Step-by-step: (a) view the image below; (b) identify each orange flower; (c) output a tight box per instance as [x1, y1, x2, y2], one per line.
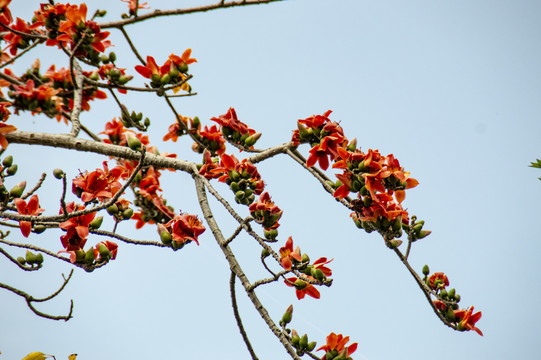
[279, 236, 302, 270]
[428, 272, 449, 290]
[0, 122, 16, 149]
[285, 277, 320, 300]
[134, 56, 163, 79]
[168, 49, 197, 67]
[454, 306, 483, 336]
[72, 162, 125, 203]
[249, 192, 282, 229]
[14, 195, 44, 237]
[164, 213, 206, 246]
[317, 332, 358, 360]
[312, 257, 333, 277]
[59, 202, 95, 245]
[121, 0, 150, 13]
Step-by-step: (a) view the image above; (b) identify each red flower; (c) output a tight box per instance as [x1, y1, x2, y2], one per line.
[279, 236, 302, 270]
[197, 125, 226, 155]
[14, 195, 44, 237]
[72, 162, 125, 203]
[134, 56, 164, 79]
[214, 153, 265, 193]
[3, 17, 42, 56]
[164, 213, 206, 246]
[59, 202, 95, 250]
[138, 166, 162, 199]
[95, 240, 118, 260]
[248, 192, 282, 229]
[317, 332, 358, 360]
[454, 306, 483, 336]
[121, 0, 150, 13]
[198, 150, 222, 180]
[168, 49, 197, 67]
[0, 122, 16, 149]
[100, 118, 127, 144]
[0, 0, 12, 25]
[312, 257, 333, 277]
[285, 277, 320, 300]
[428, 272, 450, 290]
[210, 107, 256, 137]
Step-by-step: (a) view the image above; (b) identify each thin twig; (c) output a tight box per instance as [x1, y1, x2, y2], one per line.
[118, 26, 146, 65]
[100, 0, 286, 28]
[230, 271, 260, 360]
[21, 173, 47, 200]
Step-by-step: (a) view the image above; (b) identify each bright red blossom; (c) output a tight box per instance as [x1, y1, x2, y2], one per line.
[59, 202, 95, 249]
[164, 213, 206, 245]
[279, 237, 302, 270]
[317, 332, 358, 360]
[72, 162, 125, 203]
[14, 195, 44, 237]
[428, 272, 450, 290]
[454, 306, 483, 336]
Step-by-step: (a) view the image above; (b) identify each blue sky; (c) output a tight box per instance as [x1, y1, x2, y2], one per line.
[1, 1, 541, 359]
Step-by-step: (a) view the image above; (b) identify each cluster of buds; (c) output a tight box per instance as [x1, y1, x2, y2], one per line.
[402, 217, 431, 242]
[290, 330, 317, 356]
[210, 108, 261, 149]
[18, 250, 44, 267]
[0, 154, 20, 202]
[96, 59, 134, 91]
[106, 199, 134, 222]
[119, 105, 150, 131]
[214, 154, 264, 206]
[66, 240, 118, 267]
[7, 80, 62, 119]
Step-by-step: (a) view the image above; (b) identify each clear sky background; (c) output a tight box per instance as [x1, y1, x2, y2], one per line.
[1, 1, 541, 359]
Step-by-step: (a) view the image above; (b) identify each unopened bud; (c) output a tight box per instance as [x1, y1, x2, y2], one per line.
[422, 264, 430, 276]
[10, 181, 26, 198]
[281, 304, 293, 325]
[89, 216, 103, 230]
[53, 168, 64, 179]
[25, 250, 36, 265]
[106, 204, 118, 215]
[127, 135, 142, 151]
[97, 243, 110, 260]
[33, 224, 46, 234]
[85, 248, 96, 264]
[294, 279, 306, 290]
[122, 208, 134, 219]
[2, 155, 13, 167]
[17, 256, 26, 265]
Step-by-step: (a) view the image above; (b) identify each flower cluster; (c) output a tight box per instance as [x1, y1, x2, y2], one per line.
[34, 3, 111, 64]
[3, 17, 42, 56]
[424, 266, 483, 336]
[210, 108, 261, 149]
[209, 153, 265, 206]
[134, 50, 196, 92]
[72, 161, 125, 203]
[249, 192, 282, 230]
[293, 110, 421, 247]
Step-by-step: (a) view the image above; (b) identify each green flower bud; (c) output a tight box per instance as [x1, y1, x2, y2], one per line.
[192, 116, 200, 129]
[347, 137, 357, 152]
[229, 170, 241, 182]
[261, 248, 270, 258]
[446, 307, 456, 322]
[10, 181, 26, 198]
[281, 304, 293, 325]
[35, 253, 44, 265]
[98, 243, 110, 260]
[307, 341, 317, 352]
[230, 182, 240, 192]
[75, 249, 85, 263]
[100, 54, 110, 64]
[106, 204, 118, 215]
[85, 248, 95, 264]
[109, 52, 117, 62]
[2, 155, 13, 167]
[160, 230, 172, 245]
[88, 216, 103, 230]
[127, 136, 142, 151]
[454, 294, 461, 303]
[417, 230, 432, 239]
[291, 332, 300, 347]
[301, 253, 310, 263]
[53, 168, 64, 179]
[89, 71, 99, 81]
[160, 74, 171, 85]
[294, 279, 306, 290]
[235, 190, 245, 200]
[122, 208, 134, 219]
[299, 334, 308, 349]
[448, 288, 456, 299]
[422, 264, 430, 276]
[151, 74, 161, 84]
[314, 268, 325, 281]
[6, 164, 17, 175]
[177, 62, 189, 74]
[25, 250, 36, 265]
[33, 224, 46, 234]
[17, 256, 26, 265]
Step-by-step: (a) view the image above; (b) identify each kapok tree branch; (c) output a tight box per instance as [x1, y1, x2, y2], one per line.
[100, 0, 286, 29]
[192, 174, 301, 360]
